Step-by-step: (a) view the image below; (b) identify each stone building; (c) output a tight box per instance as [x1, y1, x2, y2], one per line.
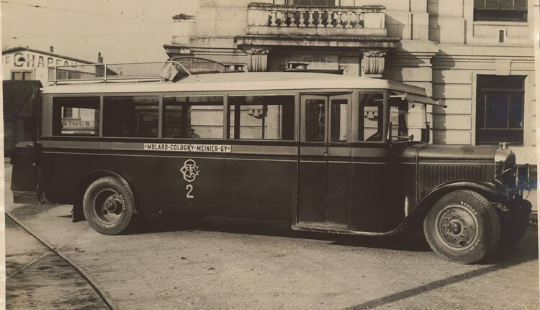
[164, 0, 536, 164]
[2, 47, 97, 155]
[163, 0, 537, 209]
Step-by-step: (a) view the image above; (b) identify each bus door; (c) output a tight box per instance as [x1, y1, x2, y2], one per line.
[297, 94, 352, 230]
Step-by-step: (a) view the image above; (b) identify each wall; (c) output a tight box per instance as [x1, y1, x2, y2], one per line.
[2, 50, 88, 85]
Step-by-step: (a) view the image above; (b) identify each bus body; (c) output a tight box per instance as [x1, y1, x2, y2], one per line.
[11, 59, 536, 264]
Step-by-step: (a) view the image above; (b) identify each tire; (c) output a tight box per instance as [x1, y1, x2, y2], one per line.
[83, 176, 137, 235]
[499, 199, 531, 247]
[423, 190, 500, 264]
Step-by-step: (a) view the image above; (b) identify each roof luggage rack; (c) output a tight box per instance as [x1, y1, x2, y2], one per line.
[48, 57, 243, 85]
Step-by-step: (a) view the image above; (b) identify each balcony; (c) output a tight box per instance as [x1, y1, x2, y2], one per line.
[247, 3, 386, 37]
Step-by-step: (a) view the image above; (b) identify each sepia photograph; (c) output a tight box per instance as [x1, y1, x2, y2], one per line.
[2, 0, 539, 309]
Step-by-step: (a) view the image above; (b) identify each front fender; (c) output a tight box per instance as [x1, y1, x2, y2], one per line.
[403, 180, 508, 232]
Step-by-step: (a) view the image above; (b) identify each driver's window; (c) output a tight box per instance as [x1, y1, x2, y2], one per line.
[359, 93, 384, 141]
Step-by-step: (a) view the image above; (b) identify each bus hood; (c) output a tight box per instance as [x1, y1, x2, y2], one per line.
[416, 144, 498, 161]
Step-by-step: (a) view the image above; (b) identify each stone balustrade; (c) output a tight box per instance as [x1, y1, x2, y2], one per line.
[247, 3, 386, 36]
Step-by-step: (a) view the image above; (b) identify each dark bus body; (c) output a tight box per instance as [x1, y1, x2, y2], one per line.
[11, 63, 536, 264]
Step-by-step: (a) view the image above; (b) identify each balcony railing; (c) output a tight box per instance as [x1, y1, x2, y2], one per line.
[247, 3, 386, 36]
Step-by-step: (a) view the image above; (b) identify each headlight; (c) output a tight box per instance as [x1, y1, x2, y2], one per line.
[494, 147, 515, 186]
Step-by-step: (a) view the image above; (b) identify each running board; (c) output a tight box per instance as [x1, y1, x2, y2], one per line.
[293, 221, 351, 234]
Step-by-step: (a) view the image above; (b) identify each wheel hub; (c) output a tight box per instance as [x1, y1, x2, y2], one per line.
[438, 206, 478, 249]
[93, 191, 124, 223]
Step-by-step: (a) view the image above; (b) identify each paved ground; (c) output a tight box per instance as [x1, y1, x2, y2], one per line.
[4, 162, 540, 310]
[5, 216, 108, 310]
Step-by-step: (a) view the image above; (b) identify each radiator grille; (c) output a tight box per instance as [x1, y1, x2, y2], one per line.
[423, 165, 488, 189]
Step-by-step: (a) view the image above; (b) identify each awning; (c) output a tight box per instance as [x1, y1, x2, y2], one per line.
[391, 91, 446, 107]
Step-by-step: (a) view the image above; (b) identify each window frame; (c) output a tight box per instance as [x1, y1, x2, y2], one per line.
[11, 70, 33, 81]
[473, 0, 528, 22]
[227, 94, 297, 142]
[102, 95, 160, 139]
[162, 95, 226, 140]
[475, 75, 525, 145]
[51, 96, 101, 137]
[357, 90, 388, 144]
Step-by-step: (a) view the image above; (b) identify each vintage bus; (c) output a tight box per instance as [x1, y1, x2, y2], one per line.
[11, 57, 535, 264]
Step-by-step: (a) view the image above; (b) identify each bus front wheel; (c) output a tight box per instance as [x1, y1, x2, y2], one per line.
[83, 176, 137, 235]
[423, 190, 500, 264]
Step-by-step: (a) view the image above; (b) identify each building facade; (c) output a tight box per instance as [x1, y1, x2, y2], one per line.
[164, 0, 537, 207]
[2, 47, 97, 155]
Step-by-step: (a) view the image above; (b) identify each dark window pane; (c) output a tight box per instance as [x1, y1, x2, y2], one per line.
[229, 95, 294, 140]
[475, 9, 527, 21]
[359, 93, 384, 141]
[12, 72, 23, 80]
[103, 97, 158, 137]
[509, 93, 524, 129]
[485, 93, 509, 129]
[476, 75, 525, 145]
[476, 93, 486, 129]
[474, 0, 486, 9]
[330, 99, 348, 142]
[485, 0, 498, 9]
[164, 96, 224, 139]
[306, 99, 326, 142]
[515, 0, 527, 10]
[500, 0, 513, 9]
[478, 75, 524, 90]
[292, 0, 335, 5]
[52, 97, 100, 136]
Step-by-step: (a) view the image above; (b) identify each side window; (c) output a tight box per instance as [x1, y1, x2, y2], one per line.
[52, 97, 100, 136]
[305, 98, 326, 142]
[359, 93, 384, 142]
[103, 96, 159, 138]
[229, 95, 295, 140]
[330, 98, 348, 142]
[163, 96, 224, 139]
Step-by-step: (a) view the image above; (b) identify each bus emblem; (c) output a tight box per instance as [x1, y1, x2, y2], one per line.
[180, 159, 200, 183]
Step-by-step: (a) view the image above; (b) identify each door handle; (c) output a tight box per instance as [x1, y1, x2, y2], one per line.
[323, 152, 328, 156]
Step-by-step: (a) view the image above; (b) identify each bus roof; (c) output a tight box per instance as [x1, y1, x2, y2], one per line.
[43, 71, 431, 98]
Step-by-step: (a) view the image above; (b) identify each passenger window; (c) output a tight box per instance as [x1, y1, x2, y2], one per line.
[229, 95, 294, 140]
[305, 99, 326, 142]
[359, 93, 384, 142]
[330, 99, 348, 142]
[52, 97, 100, 136]
[103, 96, 159, 138]
[163, 96, 224, 139]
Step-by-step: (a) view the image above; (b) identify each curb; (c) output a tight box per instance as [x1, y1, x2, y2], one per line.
[5, 212, 118, 310]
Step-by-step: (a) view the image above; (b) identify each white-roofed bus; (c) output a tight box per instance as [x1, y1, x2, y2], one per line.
[10, 57, 536, 264]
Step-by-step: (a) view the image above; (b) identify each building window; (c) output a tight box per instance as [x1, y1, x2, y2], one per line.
[474, 0, 527, 22]
[288, 0, 337, 5]
[12, 71, 33, 81]
[476, 76, 525, 145]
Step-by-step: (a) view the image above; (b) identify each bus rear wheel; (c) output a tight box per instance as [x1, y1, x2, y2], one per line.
[423, 190, 500, 264]
[83, 176, 137, 235]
